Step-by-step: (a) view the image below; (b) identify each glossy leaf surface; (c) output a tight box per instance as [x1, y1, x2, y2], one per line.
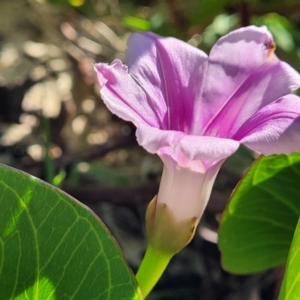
[279, 216, 300, 300]
[219, 154, 300, 273]
[0, 164, 142, 300]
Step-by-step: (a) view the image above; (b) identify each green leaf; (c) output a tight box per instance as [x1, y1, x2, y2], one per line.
[279, 216, 300, 299]
[123, 16, 151, 31]
[218, 154, 300, 274]
[0, 164, 142, 300]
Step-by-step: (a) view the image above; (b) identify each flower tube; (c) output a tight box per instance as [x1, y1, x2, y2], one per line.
[95, 26, 300, 297]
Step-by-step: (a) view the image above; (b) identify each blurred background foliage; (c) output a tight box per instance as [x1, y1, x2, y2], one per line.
[1, 0, 300, 299]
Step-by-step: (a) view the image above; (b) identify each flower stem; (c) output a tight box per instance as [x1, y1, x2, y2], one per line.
[136, 245, 173, 298]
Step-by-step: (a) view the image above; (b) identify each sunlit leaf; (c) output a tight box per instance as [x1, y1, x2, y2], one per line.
[218, 154, 300, 274]
[279, 216, 300, 299]
[0, 164, 142, 300]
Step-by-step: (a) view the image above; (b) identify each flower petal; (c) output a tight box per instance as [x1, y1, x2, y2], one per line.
[178, 135, 240, 163]
[156, 155, 222, 223]
[95, 33, 207, 132]
[236, 95, 300, 155]
[136, 123, 240, 171]
[95, 60, 162, 127]
[203, 61, 300, 138]
[124, 32, 207, 132]
[196, 26, 300, 135]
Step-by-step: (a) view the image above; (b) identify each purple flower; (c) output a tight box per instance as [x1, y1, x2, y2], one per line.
[95, 26, 300, 252]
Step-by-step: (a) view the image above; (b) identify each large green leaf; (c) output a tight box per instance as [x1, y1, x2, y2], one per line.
[279, 216, 300, 300]
[218, 154, 300, 274]
[0, 164, 142, 300]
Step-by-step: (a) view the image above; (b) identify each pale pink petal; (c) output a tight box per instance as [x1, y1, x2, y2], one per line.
[157, 155, 223, 222]
[236, 95, 300, 154]
[203, 61, 300, 138]
[135, 123, 185, 154]
[194, 26, 299, 135]
[136, 123, 240, 170]
[178, 135, 240, 162]
[95, 33, 207, 131]
[125, 32, 207, 132]
[95, 60, 162, 127]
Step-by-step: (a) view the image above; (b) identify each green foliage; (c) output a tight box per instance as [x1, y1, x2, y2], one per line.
[0, 164, 142, 300]
[279, 217, 300, 299]
[123, 16, 151, 31]
[218, 154, 300, 274]
[52, 169, 66, 187]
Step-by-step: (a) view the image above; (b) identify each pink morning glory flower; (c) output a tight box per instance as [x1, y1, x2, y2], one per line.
[95, 26, 300, 252]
